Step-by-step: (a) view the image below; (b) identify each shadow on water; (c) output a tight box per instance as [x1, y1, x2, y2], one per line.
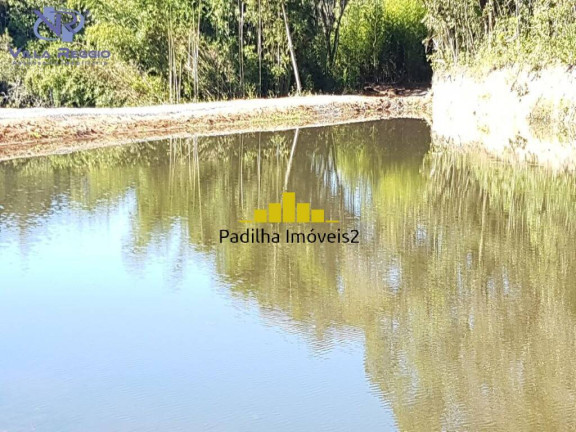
[1, 119, 576, 430]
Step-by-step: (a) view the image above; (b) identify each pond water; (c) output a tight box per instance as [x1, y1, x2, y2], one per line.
[1, 119, 576, 431]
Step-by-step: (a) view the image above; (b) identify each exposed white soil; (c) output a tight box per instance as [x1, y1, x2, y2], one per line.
[0, 95, 384, 120]
[432, 66, 576, 170]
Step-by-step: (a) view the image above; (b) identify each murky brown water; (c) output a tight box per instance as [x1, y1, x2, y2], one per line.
[1, 120, 575, 431]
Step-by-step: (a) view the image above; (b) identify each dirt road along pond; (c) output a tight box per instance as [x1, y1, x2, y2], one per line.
[0, 94, 430, 161]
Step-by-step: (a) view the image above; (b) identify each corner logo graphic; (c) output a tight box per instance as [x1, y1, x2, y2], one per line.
[240, 192, 339, 224]
[33, 7, 85, 42]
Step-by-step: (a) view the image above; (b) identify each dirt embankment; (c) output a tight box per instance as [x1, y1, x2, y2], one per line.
[0, 93, 430, 161]
[432, 67, 576, 170]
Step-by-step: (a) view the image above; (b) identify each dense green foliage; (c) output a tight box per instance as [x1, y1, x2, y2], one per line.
[2, 0, 575, 107]
[423, 0, 576, 69]
[0, 0, 430, 107]
[338, 0, 430, 87]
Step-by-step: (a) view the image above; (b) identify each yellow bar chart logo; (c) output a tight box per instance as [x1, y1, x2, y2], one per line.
[240, 192, 339, 224]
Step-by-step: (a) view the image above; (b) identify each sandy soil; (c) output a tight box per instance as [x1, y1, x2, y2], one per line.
[0, 93, 430, 161]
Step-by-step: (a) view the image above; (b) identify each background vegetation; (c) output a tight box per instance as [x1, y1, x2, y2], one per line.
[422, 0, 576, 70]
[0, 0, 430, 107]
[3, 0, 574, 107]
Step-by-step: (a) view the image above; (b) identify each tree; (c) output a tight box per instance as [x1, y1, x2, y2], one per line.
[281, 1, 302, 94]
[313, 0, 350, 68]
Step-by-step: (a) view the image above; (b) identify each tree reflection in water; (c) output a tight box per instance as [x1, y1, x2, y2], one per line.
[1, 119, 575, 430]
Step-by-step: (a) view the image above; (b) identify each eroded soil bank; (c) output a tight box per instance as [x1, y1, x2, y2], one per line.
[432, 66, 576, 170]
[0, 94, 429, 161]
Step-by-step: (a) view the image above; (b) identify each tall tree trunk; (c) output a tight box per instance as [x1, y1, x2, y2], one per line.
[238, 0, 245, 97]
[258, 0, 262, 97]
[168, 29, 173, 103]
[193, 2, 201, 101]
[330, 11, 344, 67]
[281, 1, 302, 95]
